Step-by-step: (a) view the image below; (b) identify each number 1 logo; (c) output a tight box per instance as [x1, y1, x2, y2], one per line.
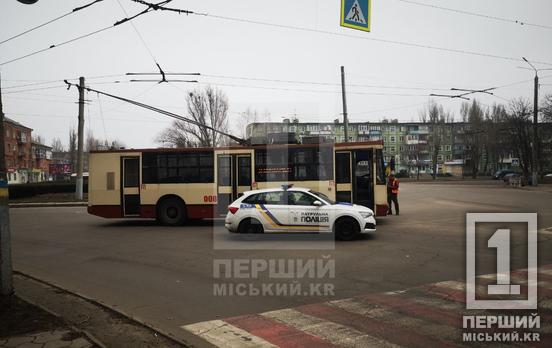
[466, 213, 537, 310]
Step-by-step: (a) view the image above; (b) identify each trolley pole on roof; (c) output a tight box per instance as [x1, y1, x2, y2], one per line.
[76, 77, 85, 200]
[0, 73, 14, 296]
[341, 66, 349, 142]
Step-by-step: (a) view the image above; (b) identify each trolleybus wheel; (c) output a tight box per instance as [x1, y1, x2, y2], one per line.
[157, 197, 187, 226]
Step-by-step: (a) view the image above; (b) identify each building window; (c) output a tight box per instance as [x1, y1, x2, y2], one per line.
[390, 126, 396, 132]
[390, 136, 396, 142]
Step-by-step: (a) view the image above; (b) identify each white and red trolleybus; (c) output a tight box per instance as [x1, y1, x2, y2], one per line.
[87, 141, 388, 225]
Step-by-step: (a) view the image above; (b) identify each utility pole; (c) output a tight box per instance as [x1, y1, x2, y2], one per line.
[520, 57, 552, 186]
[340, 66, 349, 143]
[0, 74, 14, 296]
[76, 77, 85, 200]
[532, 73, 539, 187]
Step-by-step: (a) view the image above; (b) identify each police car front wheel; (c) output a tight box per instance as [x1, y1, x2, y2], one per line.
[238, 218, 264, 234]
[334, 217, 360, 241]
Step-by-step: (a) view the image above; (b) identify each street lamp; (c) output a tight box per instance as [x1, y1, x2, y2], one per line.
[17, 0, 39, 4]
[520, 57, 552, 186]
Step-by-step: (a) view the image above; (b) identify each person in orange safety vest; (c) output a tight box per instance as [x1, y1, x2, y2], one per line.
[387, 173, 399, 215]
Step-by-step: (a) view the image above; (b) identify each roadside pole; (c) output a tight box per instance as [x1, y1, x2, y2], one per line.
[76, 77, 85, 200]
[341, 66, 349, 143]
[0, 74, 14, 296]
[532, 73, 539, 186]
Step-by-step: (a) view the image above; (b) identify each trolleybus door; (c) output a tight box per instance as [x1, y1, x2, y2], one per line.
[121, 157, 140, 216]
[335, 151, 353, 203]
[353, 149, 374, 210]
[217, 154, 252, 214]
[236, 155, 252, 197]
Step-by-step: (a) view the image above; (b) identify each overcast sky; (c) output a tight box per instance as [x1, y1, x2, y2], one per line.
[1, 0, 551, 148]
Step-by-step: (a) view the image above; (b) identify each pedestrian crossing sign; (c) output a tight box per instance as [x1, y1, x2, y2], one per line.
[341, 0, 371, 32]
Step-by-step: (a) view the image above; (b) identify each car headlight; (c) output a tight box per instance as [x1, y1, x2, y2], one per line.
[360, 211, 373, 218]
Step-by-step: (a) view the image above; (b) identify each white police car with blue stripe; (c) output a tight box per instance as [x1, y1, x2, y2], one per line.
[225, 185, 376, 240]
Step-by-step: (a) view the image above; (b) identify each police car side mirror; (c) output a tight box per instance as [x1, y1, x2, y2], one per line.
[313, 200, 323, 207]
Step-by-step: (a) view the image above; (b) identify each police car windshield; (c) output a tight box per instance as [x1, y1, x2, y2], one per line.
[309, 190, 336, 205]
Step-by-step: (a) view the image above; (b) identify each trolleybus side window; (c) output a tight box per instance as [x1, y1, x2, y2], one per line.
[142, 152, 214, 184]
[254, 147, 333, 182]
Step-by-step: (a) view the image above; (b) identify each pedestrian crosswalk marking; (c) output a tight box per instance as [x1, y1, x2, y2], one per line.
[181, 319, 277, 348]
[262, 308, 398, 348]
[181, 266, 552, 347]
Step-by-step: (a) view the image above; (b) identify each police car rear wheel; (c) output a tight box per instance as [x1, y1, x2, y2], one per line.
[334, 217, 360, 241]
[238, 218, 264, 234]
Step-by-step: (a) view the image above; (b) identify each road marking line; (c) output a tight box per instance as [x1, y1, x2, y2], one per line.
[262, 308, 399, 348]
[181, 319, 277, 348]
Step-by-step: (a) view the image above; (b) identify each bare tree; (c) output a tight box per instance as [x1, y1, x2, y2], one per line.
[543, 94, 552, 123]
[51, 137, 64, 152]
[506, 98, 533, 177]
[32, 134, 44, 144]
[69, 127, 77, 170]
[421, 102, 451, 179]
[157, 86, 229, 147]
[235, 108, 259, 139]
[462, 100, 485, 178]
[85, 131, 101, 152]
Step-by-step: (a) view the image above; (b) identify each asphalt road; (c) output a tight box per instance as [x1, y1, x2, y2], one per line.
[10, 182, 552, 345]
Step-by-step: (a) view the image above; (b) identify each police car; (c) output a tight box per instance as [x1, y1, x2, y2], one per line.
[224, 185, 376, 240]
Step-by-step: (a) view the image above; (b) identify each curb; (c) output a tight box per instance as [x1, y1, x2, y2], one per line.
[9, 202, 87, 208]
[14, 293, 108, 348]
[14, 271, 194, 348]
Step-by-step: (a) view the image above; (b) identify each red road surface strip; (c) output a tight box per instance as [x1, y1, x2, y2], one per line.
[421, 283, 466, 304]
[356, 292, 462, 327]
[297, 302, 464, 348]
[224, 314, 337, 348]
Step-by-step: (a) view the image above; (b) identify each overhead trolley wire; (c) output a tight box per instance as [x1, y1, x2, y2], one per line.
[0, 0, 104, 46]
[127, 0, 552, 67]
[0, 0, 169, 67]
[395, 0, 552, 30]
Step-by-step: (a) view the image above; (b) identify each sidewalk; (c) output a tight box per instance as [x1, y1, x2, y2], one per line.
[2, 273, 189, 348]
[8, 202, 87, 208]
[0, 296, 96, 348]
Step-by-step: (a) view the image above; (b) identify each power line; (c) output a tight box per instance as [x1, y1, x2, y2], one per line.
[197, 81, 428, 97]
[201, 74, 451, 91]
[395, 0, 552, 30]
[0, 1, 170, 67]
[116, 0, 159, 64]
[185, 11, 552, 66]
[2, 85, 66, 94]
[0, 26, 115, 66]
[0, 0, 105, 46]
[126, 0, 552, 66]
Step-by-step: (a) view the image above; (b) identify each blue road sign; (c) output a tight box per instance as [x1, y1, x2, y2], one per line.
[341, 0, 371, 32]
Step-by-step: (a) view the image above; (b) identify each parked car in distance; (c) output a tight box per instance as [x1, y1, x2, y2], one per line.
[493, 169, 515, 180]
